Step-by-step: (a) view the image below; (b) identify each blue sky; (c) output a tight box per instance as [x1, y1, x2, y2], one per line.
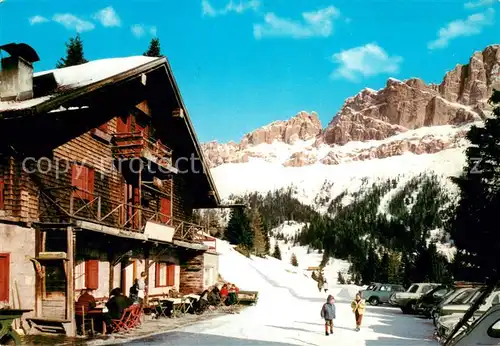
[1, 0, 499, 143]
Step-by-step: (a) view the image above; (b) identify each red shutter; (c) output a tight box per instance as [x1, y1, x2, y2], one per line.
[117, 115, 131, 133]
[0, 181, 4, 210]
[85, 260, 99, 290]
[0, 254, 9, 302]
[87, 168, 95, 200]
[167, 264, 175, 286]
[160, 198, 171, 223]
[155, 262, 160, 287]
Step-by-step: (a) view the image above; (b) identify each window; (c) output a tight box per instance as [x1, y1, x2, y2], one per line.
[204, 267, 214, 288]
[116, 115, 132, 133]
[0, 253, 9, 302]
[422, 285, 434, 294]
[408, 284, 419, 293]
[71, 164, 95, 200]
[155, 262, 175, 287]
[488, 319, 500, 338]
[85, 260, 99, 290]
[0, 180, 4, 209]
[44, 262, 66, 294]
[159, 197, 171, 223]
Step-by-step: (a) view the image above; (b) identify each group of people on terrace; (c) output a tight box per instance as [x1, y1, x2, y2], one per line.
[74, 273, 241, 336]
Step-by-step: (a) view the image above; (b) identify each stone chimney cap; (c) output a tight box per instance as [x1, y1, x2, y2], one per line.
[0, 43, 40, 63]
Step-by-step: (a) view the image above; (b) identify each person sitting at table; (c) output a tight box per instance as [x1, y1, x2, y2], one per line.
[75, 289, 97, 335]
[220, 284, 229, 301]
[208, 285, 221, 306]
[103, 287, 132, 333]
[225, 284, 238, 306]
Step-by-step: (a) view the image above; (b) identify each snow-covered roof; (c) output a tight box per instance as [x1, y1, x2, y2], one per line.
[0, 56, 163, 113]
[33, 56, 160, 90]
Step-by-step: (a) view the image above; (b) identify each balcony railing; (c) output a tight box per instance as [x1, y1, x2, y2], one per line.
[111, 132, 174, 170]
[37, 186, 205, 243]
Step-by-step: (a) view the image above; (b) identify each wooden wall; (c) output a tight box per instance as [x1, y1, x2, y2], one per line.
[178, 250, 204, 294]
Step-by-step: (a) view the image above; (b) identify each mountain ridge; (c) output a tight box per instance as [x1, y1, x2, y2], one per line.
[202, 44, 499, 169]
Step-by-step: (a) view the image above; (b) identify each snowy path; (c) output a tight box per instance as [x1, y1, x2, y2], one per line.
[120, 252, 439, 346]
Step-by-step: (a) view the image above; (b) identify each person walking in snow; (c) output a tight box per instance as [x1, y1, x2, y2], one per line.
[351, 293, 366, 331]
[320, 295, 336, 336]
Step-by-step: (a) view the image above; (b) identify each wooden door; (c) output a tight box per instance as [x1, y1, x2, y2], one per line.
[0, 253, 9, 302]
[159, 197, 171, 223]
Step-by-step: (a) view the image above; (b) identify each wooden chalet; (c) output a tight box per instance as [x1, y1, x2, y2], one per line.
[0, 43, 222, 336]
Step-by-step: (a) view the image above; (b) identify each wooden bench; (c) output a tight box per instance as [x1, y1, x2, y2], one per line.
[237, 291, 259, 305]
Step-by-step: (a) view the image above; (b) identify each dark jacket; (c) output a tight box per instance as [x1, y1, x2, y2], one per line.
[105, 294, 132, 319]
[321, 295, 336, 320]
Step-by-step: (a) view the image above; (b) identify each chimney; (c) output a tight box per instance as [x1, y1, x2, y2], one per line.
[0, 43, 40, 101]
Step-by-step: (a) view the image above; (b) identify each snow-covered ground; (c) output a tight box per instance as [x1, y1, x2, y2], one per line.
[124, 238, 439, 345]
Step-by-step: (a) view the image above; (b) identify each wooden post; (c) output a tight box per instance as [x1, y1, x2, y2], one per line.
[66, 226, 76, 336]
[97, 196, 102, 221]
[144, 246, 150, 304]
[34, 227, 42, 317]
[108, 250, 114, 294]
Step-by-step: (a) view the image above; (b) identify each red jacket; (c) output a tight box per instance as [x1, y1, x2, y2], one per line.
[220, 287, 228, 297]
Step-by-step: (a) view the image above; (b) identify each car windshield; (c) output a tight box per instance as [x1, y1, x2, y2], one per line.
[450, 289, 477, 304]
[408, 284, 419, 293]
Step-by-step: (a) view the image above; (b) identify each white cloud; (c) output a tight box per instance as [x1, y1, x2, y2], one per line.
[131, 24, 145, 38]
[331, 43, 403, 82]
[427, 8, 494, 49]
[131, 24, 157, 38]
[52, 13, 95, 32]
[253, 6, 340, 39]
[93, 6, 121, 27]
[29, 15, 49, 25]
[202, 0, 260, 17]
[464, 0, 496, 9]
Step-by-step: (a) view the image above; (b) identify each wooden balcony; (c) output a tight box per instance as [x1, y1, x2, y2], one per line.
[111, 132, 177, 176]
[37, 187, 205, 244]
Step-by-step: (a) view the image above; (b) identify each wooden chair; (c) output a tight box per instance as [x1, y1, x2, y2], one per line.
[75, 304, 94, 336]
[110, 306, 134, 333]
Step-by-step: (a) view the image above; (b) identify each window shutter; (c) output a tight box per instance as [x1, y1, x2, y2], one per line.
[0, 254, 10, 302]
[85, 260, 99, 290]
[160, 198, 171, 223]
[167, 264, 175, 286]
[155, 262, 160, 288]
[117, 115, 131, 133]
[0, 181, 4, 210]
[87, 168, 95, 200]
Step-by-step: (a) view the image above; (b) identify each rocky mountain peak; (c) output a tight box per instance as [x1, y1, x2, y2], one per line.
[240, 111, 322, 147]
[321, 44, 500, 145]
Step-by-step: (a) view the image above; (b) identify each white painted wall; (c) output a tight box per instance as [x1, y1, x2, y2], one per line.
[0, 224, 36, 325]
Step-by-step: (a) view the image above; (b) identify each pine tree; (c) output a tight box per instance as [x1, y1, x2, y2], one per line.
[378, 252, 390, 283]
[290, 253, 298, 267]
[143, 37, 163, 57]
[224, 207, 253, 249]
[272, 243, 282, 260]
[250, 209, 267, 256]
[449, 89, 500, 281]
[56, 34, 88, 68]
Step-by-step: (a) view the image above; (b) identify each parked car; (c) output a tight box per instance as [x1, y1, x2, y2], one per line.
[360, 283, 406, 306]
[388, 282, 441, 313]
[415, 285, 454, 317]
[443, 303, 500, 345]
[432, 287, 479, 326]
[435, 290, 500, 339]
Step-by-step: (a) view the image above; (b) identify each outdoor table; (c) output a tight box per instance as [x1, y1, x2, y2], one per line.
[163, 298, 185, 317]
[0, 309, 32, 345]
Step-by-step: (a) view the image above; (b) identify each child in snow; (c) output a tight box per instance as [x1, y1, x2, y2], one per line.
[320, 295, 336, 336]
[351, 293, 366, 331]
